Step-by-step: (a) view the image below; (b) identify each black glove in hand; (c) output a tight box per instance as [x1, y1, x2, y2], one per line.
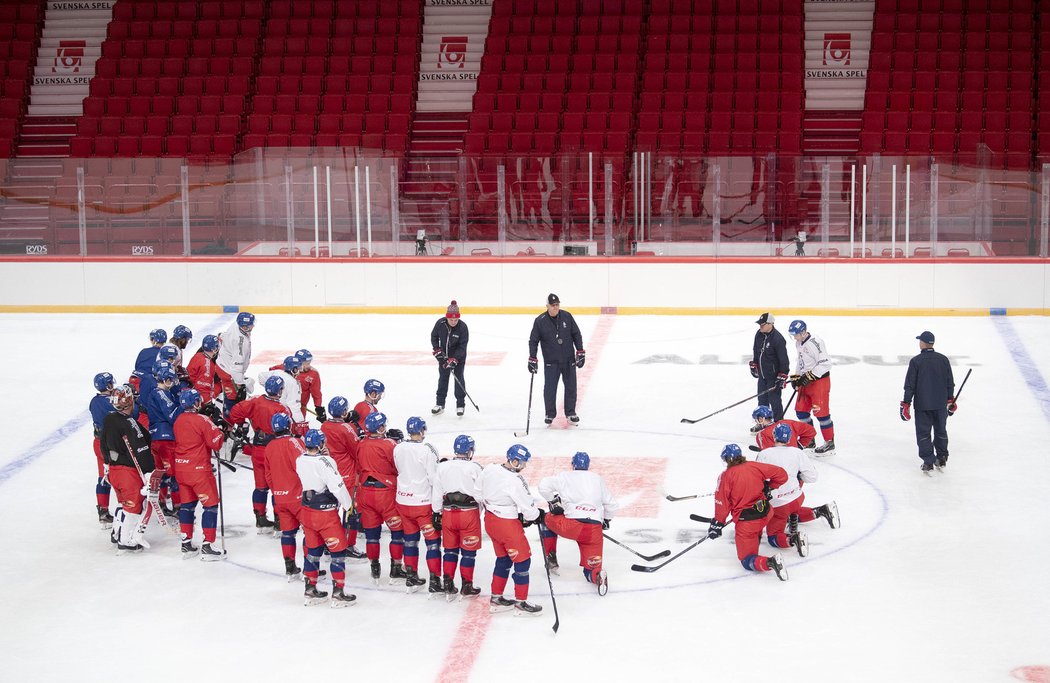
[342, 508, 356, 528]
[707, 522, 724, 540]
[235, 384, 247, 401]
[548, 496, 564, 516]
[749, 361, 759, 379]
[445, 357, 458, 370]
[386, 428, 404, 443]
[433, 348, 446, 363]
[527, 357, 538, 374]
[314, 405, 326, 423]
[602, 518, 611, 530]
[431, 511, 442, 532]
[776, 372, 789, 390]
[575, 350, 586, 369]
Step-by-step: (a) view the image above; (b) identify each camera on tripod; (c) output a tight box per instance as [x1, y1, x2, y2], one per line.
[415, 229, 428, 256]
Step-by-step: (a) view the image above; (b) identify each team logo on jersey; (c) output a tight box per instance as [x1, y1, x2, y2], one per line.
[53, 40, 85, 73]
[823, 33, 851, 67]
[437, 36, 467, 69]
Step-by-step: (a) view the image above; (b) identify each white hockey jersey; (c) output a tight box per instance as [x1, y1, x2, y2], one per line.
[295, 452, 351, 510]
[795, 333, 831, 377]
[479, 463, 540, 521]
[257, 369, 302, 420]
[217, 320, 252, 386]
[432, 458, 485, 513]
[538, 470, 619, 522]
[393, 439, 439, 506]
[755, 445, 819, 507]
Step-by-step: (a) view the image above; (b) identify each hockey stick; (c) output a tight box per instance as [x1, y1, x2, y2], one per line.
[538, 525, 560, 633]
[680, 386, 778, 424]
[783, 388, 797, 413]
[630, 535, 711, 573]
[213, 452, 226, 554]
[122, 435, 178, 535]
[602, 533, 671, 562]
[514, 373, 536, 437]
[664, 492, 714, 502]
[689, 514, 716, 524]
[947, 368, 972, 417]
[451, 371, 480, 412]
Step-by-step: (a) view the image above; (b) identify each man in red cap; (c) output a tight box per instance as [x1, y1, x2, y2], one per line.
[430, 300, 470, 417]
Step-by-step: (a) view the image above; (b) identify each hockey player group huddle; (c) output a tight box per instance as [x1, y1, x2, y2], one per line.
[89, 312, 617, 614]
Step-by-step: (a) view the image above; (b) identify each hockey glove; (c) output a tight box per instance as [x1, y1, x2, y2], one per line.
[293, 421, 309, 437]
[707, 521, 724, 540]
[527, 357, 538, 374]
[548, 496, 565, 516]
[146, 468, 164, 494]
[341, 507, 356, 528]
[433, 348, 446, 363]
[235, 384, 247, 402]
[314, 405, 326, 423]
[749, 361, 759, 378]
[602, 518, 611, 530]
[445, 357, 458, 370]
[386, 428, 404, 443]
[776, 372, 789, 390]
[431, 511, 442, 532]
[900, 401, 912, 421]
[575, 349, 586, 369]
[947, 397, 958, 416]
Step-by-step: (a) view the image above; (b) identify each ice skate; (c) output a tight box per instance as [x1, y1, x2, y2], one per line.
[346, 546, 369, 563]
[303, 580, 328, 606]
[181, 539, 199, 559]
[768, 553, 789, 581]
[790, 530, 809, 557]
[330, 585, 356, 608]
[596, 570, 608, 596]
[813, 439, 835, 456]
[935, 455, 948, 472]
[567, 413, 580, 425]
[284, 557, 302, 580]
[921, 462, 934, 477]
[456, 406, 465, 417]
[514, 600, 543, 616]
[489, 595, 516, 613]
[813, 501, 840, 529]
[115, 542, 144, 555]
[200, 542, 226, 561]
[545, 551, 560, 575]
[460, 580, 481, 598]
[404, 569, 426, 593]
[389, 560, 407, 585]
[97, 506, 113, 529]
[255, 512, 274, 534]
[369, 560, 381, 585]
[443, 575, 459, 602]
[544, 417, 554, 425]
[431, 405, 444, 415]
[428, 574, 443, 595]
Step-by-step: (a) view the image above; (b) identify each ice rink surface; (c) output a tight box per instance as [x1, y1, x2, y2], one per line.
[1, 311, 1048, 683]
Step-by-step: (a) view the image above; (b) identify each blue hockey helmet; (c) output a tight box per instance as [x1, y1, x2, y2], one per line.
[304, 429, 326, 449]
[364, 411, 387, 433]
[328, 396, 349, 419]
[453, 434, 475, 456]
[201, 335, 219, 353]
[283, 355, 302, 374]
[149, 328, 168, 344]
[364, 379, 385, 396]
[271, 412, 292, 434]
[295, 348, 313, 363]
[179, 388, 202, 410]
[571, 451, 590, 470]
[264, 375, 285, 397]
[788, 319, 807, 336]
[172, 325, 192, 341]
[773, 423, 793, 444]
[506, 444, 531, 464]
[93, 372, 114, 392]
[154, 363, 178, 383]
[236, 312, 255, 330]
[158, 345, 179, 363]
[752, 405, 774, 421]
[406, 416, 427, 435]
[720, 443, 743, 462]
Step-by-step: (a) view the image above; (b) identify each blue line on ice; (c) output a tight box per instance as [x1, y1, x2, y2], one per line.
[993, 317, 1050, 422]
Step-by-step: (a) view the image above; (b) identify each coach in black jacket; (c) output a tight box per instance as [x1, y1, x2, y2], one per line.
[430, 300, 469, 416]
[900, 330, 956, 473]
[751, 313, 791, 420]
[528, 293, 585, 425]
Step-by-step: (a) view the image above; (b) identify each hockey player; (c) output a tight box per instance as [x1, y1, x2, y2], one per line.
[479, 444, 544, 615]
[294, 349, 325, 422]
[217, 311, 255, 410]
[264, 413, 308, 577]
[229, 375, 292, 530]
[787, 320, 835, 455]
[750, 405, 817, 451]
[143, 362, 182, 515]
[432, 434, 484, 599]
[357, 412, 407, 584]
[133, 328, 167, 378]
[170, 325, 193, 382]
[537, 452, 618, 595]
[393, 417, 441, 593]
[352, 379, 385, 434]
[430, 300, 469, 416]
[172, 389, 226, 561]
[751, 313, 791, 421]
[187, 335, 226, 403]
[528, 293, 585, 425]
[708, 443, 790, 581]
[100, 385, 157, 554]
[260, 355, 305, 426]
[89, 372, 118, 527]
[297, 429, 356, 607]
[320, 396, 367, 560]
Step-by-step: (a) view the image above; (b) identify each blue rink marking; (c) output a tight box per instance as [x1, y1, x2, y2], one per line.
[993, 317, 1050, 423]
[0, 314, 235, 489]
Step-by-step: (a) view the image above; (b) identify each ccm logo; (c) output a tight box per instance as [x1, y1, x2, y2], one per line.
[26, 245, 48, 255]
[823, 33, 851, 67]
[132, 245, 154, 255]
[438, 36, 467, 69]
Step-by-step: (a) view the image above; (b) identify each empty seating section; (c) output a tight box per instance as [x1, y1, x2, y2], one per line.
[0, 2, 42, 158]
[860, 0, 1036, 168]
[243, 0, 418, 153]
[639, 0, 804, 156]
[1040, 10, 1050, 156]
[70, 0, 261, 159]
